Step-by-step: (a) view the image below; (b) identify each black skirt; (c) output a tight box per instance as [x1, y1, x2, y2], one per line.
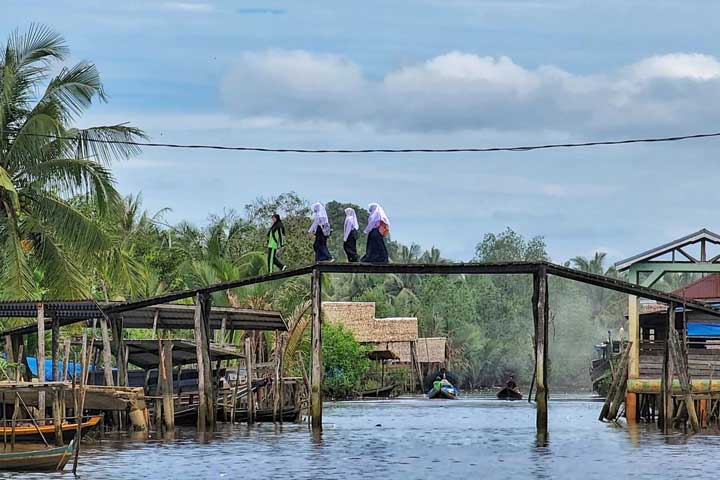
[343, 229, 359, 262]
[360, 227, 388, 263]
[313, 226, 333, 262]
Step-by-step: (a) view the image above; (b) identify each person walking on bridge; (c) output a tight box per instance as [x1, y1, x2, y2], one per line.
[343, 207, 360, 262]
[360, 203, 389, 263]
[309, 202, 334, 262]
[267, 213, 286, 273]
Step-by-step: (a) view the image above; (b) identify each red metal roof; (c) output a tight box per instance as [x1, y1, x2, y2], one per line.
[673, 274, 720, 300]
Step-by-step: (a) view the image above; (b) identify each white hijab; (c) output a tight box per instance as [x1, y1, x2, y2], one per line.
[364, 203, 389, 234]
[343, 207, 359, 241]
[308, 202, 332, 236]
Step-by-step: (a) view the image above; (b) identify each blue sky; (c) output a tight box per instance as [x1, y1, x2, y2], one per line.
[5, 1, 720, 262]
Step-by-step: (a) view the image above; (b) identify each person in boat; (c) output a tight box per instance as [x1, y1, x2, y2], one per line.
[506, 375, 517, 390]
[309, 202, 334, 262]
[432, 376, 443, 391]
[343, 207, 360, 262]
[267, 213, 286, 273]
[360, 203, 389, 263]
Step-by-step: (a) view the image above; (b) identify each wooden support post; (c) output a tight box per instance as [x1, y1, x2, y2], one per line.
[151, 309, 159, 340]
[310, 268, 323, 431]
[111, 317, 127, 387]
[100, 318, 114, 387]
[194, 293, 214, 430]
[160, 340, 175, 432]
[220, 316, 227, 347]
[278, 334, 284, 424]
[661, 302, 674, 433]
[244, 337, 255, 425]
[51, 317, 59, 381]
[37, 303, 45, 422]
[668, 325, 700, 433]
[409, 341, 424, 391]
[533, 268, 549, 435]
[627, 269, 640, 423]
[62, 339, 71, 381]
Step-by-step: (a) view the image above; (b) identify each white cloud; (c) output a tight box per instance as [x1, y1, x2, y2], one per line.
[161, 2, 213, 13]
[221, 50, 720, 135]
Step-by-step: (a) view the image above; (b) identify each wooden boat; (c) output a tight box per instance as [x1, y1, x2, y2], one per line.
[427, 384, 459, 399]
[497, 387, 523, 401]
[175, 405, 300, 425]
[0, 439, 75, 471]
[0, 415, 102, 443]
[359, 384, 396, 399]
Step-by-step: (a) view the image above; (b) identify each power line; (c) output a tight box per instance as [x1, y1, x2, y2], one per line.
[6, 129, 720, 154]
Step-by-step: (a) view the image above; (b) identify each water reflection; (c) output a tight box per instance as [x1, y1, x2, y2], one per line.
[5, 395, 720, 479]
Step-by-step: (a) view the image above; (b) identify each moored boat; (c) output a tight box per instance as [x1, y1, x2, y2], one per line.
[0, 415, 102, 443]
[496, 387, 523, 401]
[0, 439, 75, 471]
[359, 384, 396, 399]
[427, 384, 459, 399]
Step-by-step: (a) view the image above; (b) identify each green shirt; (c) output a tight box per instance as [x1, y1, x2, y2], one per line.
[268, 227, 283, 249]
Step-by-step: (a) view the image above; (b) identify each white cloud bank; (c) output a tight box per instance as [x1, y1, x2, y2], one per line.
[221, 51, 720, 134]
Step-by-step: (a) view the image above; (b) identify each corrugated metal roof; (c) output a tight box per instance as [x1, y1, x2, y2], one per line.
[673, 274, 720, 300]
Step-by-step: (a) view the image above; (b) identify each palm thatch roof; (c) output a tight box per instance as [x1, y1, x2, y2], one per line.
[322, 302, 417, 342]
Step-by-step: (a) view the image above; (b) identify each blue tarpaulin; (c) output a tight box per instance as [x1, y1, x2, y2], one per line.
[687, 323, 720, 337]
[4, 355, 101, 381]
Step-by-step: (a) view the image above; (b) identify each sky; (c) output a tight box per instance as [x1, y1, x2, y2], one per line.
[5, 0, 720, 263]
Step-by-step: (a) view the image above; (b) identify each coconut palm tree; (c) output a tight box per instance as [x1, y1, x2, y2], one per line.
[569, 252, 622, 321]
[0, 24, 145, 298]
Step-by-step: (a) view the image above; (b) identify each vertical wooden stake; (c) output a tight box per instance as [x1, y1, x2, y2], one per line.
[61, 339, 71, 381]
[37, 303, 45, 422]
[310, 268, 323, 431]
[533, 269, 549, 435]
[244, 337, 255, 425]
[100, 318, 114, 387]
[194, 293, 214, 430]
[160, 340, 175, 432]
[661, 302, 674, 433]
[278, 334, 284, 424]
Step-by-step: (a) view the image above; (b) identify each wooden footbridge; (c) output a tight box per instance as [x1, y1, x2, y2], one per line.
[98, 260, 720, 435]
[4, 261, 718, 436]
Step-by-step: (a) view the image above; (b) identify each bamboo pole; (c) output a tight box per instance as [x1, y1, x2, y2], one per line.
[310, 268, 323, 431]
[37, 303, 45, 422]
[244, 337, 255, 425]
[604, 342, 633, 421]
[668, 328, 700, 433]
[661, 303, 674, 434]
[230, 360, 241, 424]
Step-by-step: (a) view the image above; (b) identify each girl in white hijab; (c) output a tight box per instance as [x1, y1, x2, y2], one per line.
[360, 203, 389, 263]
[309, 202, 333, 262]
[343, 207, 360, 262]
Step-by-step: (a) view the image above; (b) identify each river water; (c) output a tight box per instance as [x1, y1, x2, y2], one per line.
[6, 394, 720, 479]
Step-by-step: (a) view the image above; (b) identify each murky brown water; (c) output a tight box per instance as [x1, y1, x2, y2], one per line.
[3, 394, 719, 479]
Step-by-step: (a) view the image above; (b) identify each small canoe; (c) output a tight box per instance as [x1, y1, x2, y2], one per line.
[0, 439, 75, 471]
[428, 384, 459, 399]
[360, 384, 396, 399]
[0, 415, 102, 443]
[497, 387, 523, 401]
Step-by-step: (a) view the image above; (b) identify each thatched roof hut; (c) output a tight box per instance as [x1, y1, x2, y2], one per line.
[322, 302, 417, 342]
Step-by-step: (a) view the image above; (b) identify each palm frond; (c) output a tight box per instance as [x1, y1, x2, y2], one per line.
[39, 61, 104, 120]
[31, 225, 89, 298]
[8, 23, 67, 71]
[25, 191, 111, 256]
[24, 157, 121, 215]
[70, 124, 146, 165]
[0, 217, 35, 298]
[0, 165, 19, 210]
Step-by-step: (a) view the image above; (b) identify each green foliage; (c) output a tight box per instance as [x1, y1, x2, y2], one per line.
[321, 322, 370, 399]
